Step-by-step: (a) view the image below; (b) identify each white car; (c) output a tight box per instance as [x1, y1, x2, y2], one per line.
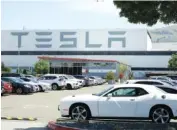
[38, 74, 66, 90]
[58, 74, 81, 89]
[19, 78, 39, 92]
[126, 79, 177, 94]
[59, 84, 177, 124]
[21, 77, 51, 92]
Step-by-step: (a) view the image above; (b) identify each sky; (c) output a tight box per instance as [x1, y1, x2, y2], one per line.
[1, 0, 173, 30]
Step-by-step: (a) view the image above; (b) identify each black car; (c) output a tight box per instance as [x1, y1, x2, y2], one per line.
[1, 77, 33, 94]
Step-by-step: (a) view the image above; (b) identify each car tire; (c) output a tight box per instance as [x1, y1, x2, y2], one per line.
[150, 106, 172, 124]
[38, 85, 43, 92]
[66, 84, 72, 90]
[52, 83, 58, 90]
[70, 104, 91, 121]
[16, 88, 23, 94]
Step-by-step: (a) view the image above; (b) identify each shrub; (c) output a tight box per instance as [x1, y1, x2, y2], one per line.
[106, 71, 115, 81]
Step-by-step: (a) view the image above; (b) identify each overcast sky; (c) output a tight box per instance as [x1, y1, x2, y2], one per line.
[1, 0, 172, 30]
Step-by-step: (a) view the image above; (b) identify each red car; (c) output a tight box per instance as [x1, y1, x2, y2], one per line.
[1, 80, 12, 95]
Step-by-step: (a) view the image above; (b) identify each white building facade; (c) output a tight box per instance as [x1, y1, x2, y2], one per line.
[1, 26, 177, 76]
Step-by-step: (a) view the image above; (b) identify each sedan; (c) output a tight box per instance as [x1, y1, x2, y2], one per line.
[1, 77, 33, 94]
[59, 84, 177, 124]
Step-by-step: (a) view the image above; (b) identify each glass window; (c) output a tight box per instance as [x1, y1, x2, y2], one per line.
[109, 88, 136, 97]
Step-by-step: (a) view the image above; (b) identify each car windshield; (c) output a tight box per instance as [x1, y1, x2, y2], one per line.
[93, 86, 114, 96]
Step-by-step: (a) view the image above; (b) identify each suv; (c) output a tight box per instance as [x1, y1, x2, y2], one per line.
[126, 79, 177, 94]
[38, 74, 66, 90]
[58, 74, 80, 90]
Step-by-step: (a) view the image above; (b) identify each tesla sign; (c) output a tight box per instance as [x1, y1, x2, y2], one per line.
[11, 31, 126, 48]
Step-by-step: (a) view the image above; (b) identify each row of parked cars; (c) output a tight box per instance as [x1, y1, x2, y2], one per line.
[125, 75, 177, 94]
[1, 73, 106, 95]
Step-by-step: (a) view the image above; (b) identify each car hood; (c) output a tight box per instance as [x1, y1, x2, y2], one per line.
[61, 94, 99, 102]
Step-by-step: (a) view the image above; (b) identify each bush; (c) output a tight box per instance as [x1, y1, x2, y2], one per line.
[106, 71, 115, 81]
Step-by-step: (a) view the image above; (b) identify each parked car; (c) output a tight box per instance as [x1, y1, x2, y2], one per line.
[1, 77, 33, 94]
[126, 79, 177, 94]
[166, 75, 177, 80]
[1, 73, 24, 78]
[89, 76, 105, 85]
[19, 78, 39, 92]
[73, 75, 94, 86]
[20, 77, 51, 92]
[58, 74, 81, 89]
[1, 81, 4, 95]
[38, 74, 66, 90]
[63, 75, 85, 87]
[1, 80, 13, 95]
[150, 76, 177, 84]
[89, 76, 98, 85]
[59, 84, 177, 124]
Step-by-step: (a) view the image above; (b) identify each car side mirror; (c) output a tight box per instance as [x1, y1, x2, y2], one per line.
[107, 93, 112, 98]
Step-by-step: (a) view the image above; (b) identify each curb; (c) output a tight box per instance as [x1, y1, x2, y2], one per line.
[48, 121, 80, 130]
[1, 117, 37, 121]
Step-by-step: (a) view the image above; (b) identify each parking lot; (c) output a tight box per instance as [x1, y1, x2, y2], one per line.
[1, 84, 108, 122]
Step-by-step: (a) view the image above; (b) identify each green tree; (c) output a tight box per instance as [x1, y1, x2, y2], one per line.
[34, 60, 49, 74]
[23, 69, 27, 74]
[113, 1, 177, 26]
[1, 62, 11, 72]
[168, 54, 177, 69]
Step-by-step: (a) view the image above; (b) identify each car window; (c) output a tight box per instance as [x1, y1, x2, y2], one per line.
[159, 87, 177, 94]
[44, 76, 57, 80]
[136, 88, 149, 96]
[109, 88, 136, 97]
[105, 87, 148, 97]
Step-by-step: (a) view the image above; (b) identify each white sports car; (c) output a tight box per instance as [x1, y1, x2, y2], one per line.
[59, 84, 177, 124]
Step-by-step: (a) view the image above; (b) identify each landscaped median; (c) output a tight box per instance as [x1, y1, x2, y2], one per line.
[47, 119, 177, 130]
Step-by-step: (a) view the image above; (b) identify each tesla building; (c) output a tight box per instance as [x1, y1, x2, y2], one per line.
[1, 25, 177, 78]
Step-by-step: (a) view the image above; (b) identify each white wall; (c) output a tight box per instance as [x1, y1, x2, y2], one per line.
[1, 55, 171, 68]
[1, 29, 148, 51]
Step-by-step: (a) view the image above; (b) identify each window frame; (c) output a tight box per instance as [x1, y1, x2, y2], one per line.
[103, 87, 149, 97]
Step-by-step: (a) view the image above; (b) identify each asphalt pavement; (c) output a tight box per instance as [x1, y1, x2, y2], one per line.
[1, 84, 108, 122]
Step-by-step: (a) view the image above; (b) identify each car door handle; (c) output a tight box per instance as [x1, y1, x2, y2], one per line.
[130, 99, 135, 101]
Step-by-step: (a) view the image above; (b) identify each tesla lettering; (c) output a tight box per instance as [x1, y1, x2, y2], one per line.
[11, 31, 127, 49]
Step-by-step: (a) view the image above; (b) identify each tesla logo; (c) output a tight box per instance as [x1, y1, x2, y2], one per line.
[11, 31, 126, 48]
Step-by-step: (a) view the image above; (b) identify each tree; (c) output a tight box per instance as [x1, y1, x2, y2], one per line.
[34, 60, 49, 74]
[1, 62, 11, 72]
[113, 1, 177, 26]
[168, 53, 177, 69]
[23, 69, 27, 74]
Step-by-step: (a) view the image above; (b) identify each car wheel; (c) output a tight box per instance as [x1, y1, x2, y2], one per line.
[16, 88, 23, 94]
[151, 106, 172, 124]
[52, 83, 58, 90]
[38, 85, 43, 92]
[66, 84, 72, 90]
[70, 104, 90, 121]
